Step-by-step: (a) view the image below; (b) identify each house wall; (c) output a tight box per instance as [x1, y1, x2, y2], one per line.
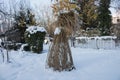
[112, 16, 120, 24]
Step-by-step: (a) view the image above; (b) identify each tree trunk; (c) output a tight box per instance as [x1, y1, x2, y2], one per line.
[46, 29, 75, 71]
[0, 49, 4, 62]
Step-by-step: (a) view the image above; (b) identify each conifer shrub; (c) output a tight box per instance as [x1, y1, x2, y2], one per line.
[25, 26, 46, 53]
[23, 44, 30, 51]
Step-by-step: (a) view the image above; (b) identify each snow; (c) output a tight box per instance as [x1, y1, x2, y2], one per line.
[54, 27, 61, 35]
[0, 43, 120, 80]
[26, 26, 46, 34]
[44, 39, 48, 44]
[19, 44, 28, 51]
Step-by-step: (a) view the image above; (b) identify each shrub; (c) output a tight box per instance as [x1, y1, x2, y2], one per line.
[25, 26, 46, 53]
[20, 44, 30, 51]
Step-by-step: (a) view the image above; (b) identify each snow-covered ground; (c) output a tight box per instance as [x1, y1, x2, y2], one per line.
[0, 44, 120, 80]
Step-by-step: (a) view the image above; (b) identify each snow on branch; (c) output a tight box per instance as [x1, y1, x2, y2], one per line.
[26, 26, 46, 34]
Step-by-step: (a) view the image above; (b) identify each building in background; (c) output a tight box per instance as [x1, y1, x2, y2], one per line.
[112, 16, 120, 24]
[111, 11, 120, 40]
[112, 11, 120, 24]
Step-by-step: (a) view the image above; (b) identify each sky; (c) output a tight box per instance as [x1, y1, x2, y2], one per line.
[30, 0, 51, 7]
[110, 8, 116, 16]
[0, 0, 52, 12]
[0, 0, 117, 16]
[30, 0, 52, 10]
[30, 0, 117, 16]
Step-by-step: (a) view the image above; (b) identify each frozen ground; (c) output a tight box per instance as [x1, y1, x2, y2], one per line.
[0, 44, 120, 80]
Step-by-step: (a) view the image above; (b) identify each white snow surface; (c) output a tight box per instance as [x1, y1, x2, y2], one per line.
[54, 27, 61, 35]
[26, 26, 46, 34]
[0, 44, 120, 80]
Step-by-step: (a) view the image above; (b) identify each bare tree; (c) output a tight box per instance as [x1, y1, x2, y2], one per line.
[0, 2, 10, 63]
[0, 43, 4, 62]
[0, 0, 17, 63]
[35, 6, 53, 25]
[114, 0, 120, 10]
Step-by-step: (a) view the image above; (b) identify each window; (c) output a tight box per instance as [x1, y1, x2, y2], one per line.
[117, 18, 120, 23]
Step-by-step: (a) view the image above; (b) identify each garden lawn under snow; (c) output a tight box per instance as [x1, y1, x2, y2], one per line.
[0, 44, 120, 80]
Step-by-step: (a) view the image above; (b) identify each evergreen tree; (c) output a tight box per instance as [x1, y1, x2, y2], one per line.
[26, 9, 36, 26]
[97, 0, 112, 36]
[76, 0, 98, 30]
[14, 7, 27, 43]
[25, 26, 46, 53]
[13, 7, 36, 43]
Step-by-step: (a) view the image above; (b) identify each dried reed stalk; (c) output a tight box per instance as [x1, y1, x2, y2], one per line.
[46, 12, 75, 71]
[47, 28, 75, 71]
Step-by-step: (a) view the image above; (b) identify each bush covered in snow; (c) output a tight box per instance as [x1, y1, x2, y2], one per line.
[20, 44, 30, 51]
[25, 26, 46, 53]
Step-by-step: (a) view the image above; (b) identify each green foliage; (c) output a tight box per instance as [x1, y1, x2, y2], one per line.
[97, 0, 112, 36]
[25, 30, 46, 53]
[23, 45, 30, 51]
[26, 9, 36, 26]
[13, 8, 36, 43]
[13, 8, 26, 43]
[86, 28, 101, 37]
[78, 28, 100, 37]
[76, 0, 98, 30]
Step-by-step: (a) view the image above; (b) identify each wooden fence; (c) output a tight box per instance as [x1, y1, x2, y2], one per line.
[74, 36, 119, 49]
